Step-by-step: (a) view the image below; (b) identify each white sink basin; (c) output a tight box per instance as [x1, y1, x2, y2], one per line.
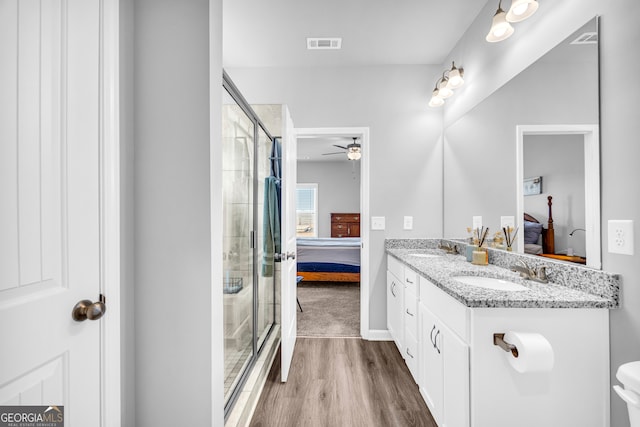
[454, 275, 528, 292]
[408, 253, 441, 258]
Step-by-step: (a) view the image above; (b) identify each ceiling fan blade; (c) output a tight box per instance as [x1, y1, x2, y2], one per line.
[322, 152, 345, 156]
[333, 144, 348, 150]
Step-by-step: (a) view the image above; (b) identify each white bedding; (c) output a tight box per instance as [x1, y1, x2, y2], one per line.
[296, 237, 361, 266]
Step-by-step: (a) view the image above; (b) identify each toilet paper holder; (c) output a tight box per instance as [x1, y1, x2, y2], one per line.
[494, 333, 519, 358]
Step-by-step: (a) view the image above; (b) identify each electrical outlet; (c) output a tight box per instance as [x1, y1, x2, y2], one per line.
[371, 216, 386, 230]
[608, 220, 634, 255]
[403, 216, 413, 230]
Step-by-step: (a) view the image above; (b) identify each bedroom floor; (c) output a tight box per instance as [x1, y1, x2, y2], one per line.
[297, 282, 360, 337]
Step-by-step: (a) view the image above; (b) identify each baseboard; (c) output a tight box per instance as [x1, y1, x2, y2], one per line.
[363, 329, 392, 341]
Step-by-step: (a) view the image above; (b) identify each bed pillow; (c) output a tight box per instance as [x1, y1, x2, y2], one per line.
[523, 220, 543, 244]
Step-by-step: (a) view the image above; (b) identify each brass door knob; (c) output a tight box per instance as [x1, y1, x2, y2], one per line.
[72, 297, 106, 321]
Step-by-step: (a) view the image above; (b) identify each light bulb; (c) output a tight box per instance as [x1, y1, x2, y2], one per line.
[447, 63, 464, 89]
[429, 94, 444, 107]
[486, 4, 514, 43]
[437, 78, 453, 99]
[506, 0, 539, 23]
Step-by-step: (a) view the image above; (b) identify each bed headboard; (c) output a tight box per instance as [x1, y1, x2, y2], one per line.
[524, 195, 555, 254]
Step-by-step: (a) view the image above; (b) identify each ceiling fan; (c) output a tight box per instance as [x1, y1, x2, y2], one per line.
[322, 137, 362, 160]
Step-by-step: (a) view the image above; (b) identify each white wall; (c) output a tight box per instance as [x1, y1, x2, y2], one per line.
[119, 0, 135, 425]
[443, 38, 597, 240]
[442, 2, 640, 425]
[297, 161, 360, 238]
[133, 0, 222, 425]
[523, 134, 586, 257]
[226, 65, 444, 330]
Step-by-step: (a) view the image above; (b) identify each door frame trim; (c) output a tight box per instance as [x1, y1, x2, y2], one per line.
[515, 124, 601, 269]
[294, 127, 371, 339]
[100, 0, 121, 425]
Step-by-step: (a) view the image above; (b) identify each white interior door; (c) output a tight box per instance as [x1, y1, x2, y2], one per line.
[280, 106, 297, 382]
[0, 0, 104, 425]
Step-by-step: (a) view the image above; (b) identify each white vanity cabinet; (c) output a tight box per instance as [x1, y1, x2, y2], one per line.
[403, 268, 419, 379]
[419, 276, 470, 427]
[386, 257, 405, 355]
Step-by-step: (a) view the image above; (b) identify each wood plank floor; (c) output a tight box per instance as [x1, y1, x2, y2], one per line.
[249, 338, 437, 427]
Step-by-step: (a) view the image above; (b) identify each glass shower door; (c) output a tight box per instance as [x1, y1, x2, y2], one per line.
[256, 127, 276, 350]
[222, 89, 254, 403]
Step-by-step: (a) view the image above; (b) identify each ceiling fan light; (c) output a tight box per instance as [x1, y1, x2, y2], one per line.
[486, 3, 514, 43]
[447, 62, 464, 89]
[506, 0, 538, 23]
[347, 147, 361, 160]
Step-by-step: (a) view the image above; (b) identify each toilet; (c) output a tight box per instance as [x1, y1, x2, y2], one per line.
[614, 361, 640, 426]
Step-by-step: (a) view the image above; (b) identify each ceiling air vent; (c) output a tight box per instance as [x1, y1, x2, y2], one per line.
[570, 32, 598, 45]
[306, 38, 342, 50]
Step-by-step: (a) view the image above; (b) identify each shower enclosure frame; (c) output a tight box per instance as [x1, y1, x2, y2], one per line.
[223, 70, 277, 418]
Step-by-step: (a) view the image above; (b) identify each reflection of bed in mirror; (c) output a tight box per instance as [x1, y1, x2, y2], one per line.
[296, 237, 360, 282]
[524, 196, 587, 265]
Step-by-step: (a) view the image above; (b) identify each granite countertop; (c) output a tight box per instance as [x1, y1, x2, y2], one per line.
[386, 248, 616, 309]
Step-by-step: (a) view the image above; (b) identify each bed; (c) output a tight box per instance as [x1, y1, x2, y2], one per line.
[296, 237, 361, 282]
[524, 195, 555, 255]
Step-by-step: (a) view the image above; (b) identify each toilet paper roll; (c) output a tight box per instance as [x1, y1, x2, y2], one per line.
[504, 331, 554, 373]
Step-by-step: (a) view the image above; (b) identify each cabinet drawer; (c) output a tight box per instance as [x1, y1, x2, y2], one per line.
[404, 267, 418, 296]
[404, 288, 418, 338]
[387, 255, 404, 282]
[420, 277, 469, 343]
[331, 213, 360, 223]
[405, 331, 419, 382]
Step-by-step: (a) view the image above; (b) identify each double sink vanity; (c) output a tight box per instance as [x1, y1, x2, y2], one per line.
[386, 238, 619, 427]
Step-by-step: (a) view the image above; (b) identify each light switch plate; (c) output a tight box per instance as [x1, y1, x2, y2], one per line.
[371, 216, 386, 230]
[608, 220, 634, 255]
[403, 216, 413, 230]
[500, 216, 515, 230]
[472, 216, 482, 230]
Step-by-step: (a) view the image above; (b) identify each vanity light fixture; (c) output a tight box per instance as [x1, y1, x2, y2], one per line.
[505, 0, 539, 23]
[428, 62, 465, 108]
[447, 62, 465, 89]
[486, 1, 515, 43]
[437, 74, 454, 99]
[428, 87, 445, 107]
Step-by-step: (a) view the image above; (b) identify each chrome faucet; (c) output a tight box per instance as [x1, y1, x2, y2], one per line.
[510, 260, 548, 283]
[438, 242, 459, 255]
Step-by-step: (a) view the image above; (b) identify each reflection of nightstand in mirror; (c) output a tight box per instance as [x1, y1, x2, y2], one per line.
[539, 253, 587, 265]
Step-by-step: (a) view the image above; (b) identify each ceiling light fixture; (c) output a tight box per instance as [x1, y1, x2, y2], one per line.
[505, 0, 539, 23]
[347, 146, 361, 161]
[447, 62, 465, 89]
[428, 62, 465, 108]
[437, 74, 453, 99]
[486, 1, 515, 43]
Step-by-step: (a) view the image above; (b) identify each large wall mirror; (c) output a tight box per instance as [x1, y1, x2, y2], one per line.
[443, 17, 601, 269]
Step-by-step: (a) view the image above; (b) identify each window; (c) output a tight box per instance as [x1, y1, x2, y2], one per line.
[296, 184, 318, 237]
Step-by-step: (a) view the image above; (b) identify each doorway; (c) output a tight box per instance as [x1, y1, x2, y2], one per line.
[294, 128, 370, 338]
[515, 124, 601, 269]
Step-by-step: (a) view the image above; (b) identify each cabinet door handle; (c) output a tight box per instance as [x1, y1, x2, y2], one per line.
[406, 278, 414, 284]
[434, 330, 441, 354]
[406, 348, 415, 359]
[391, 281, 397, 297]
[406, 308, 414, 317]
[429, 325, 436, 347]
